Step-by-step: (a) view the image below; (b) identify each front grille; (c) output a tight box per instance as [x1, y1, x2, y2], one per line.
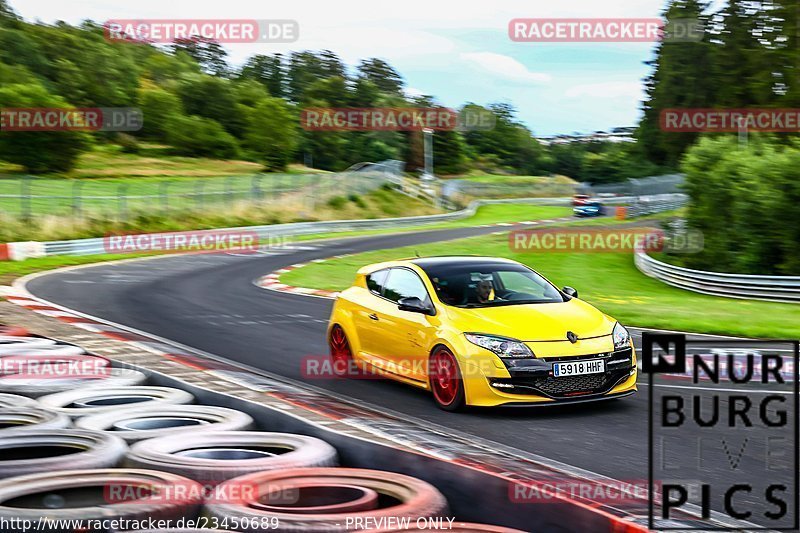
[492, 348, 634, 398]
[532, 373, 609, 396]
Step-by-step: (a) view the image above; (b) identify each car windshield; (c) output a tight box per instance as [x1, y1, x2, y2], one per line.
[417, 261, 566, 308]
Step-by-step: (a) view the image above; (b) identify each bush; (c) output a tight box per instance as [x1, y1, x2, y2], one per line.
[348, 194, 367, 208]
[681, 135, 800, 275]
[0, 83, 90, 173]
[327, 195, 347, 209]
[166, 115, 239, 159]
[115, 133, 139, 153]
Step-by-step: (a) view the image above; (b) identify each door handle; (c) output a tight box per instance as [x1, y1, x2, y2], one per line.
[368, 313, 379, 321]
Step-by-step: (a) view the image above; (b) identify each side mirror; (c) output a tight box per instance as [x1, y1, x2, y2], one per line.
[562, 286, 578, 299]
[398, 296, 434, 315]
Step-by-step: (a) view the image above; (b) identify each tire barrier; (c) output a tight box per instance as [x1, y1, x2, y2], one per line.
[0, 344, 86, 357]
[125, 432, 338, 485]
[0, 393, 38, 408]
[38, 386, 195, 418]
[0, 407, 70, 432]
[0, 336, 58, 350]
[374, 523, 527, 532]
[0, 469, 204, 532]
[0, 327, 30, 337]
[0, 429, 127, 479]
[0, 367, 147, 397]
[204, 468, 448, 533]
[76, 405, 255, 443]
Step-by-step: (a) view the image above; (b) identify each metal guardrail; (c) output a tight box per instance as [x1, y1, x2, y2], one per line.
[635, 251, 800, 303]
[42, 194, 685, 257]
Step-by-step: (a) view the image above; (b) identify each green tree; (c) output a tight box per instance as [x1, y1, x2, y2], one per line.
[240, 54, 285, 97]
[177, 75, 243, 136]
[170, 37, 229, 77]
[0, 83, 90, 173]
[136, 83, 184, 140]
[166, 115, 239, 159]
[241, 97, 298, 170]
[357, 58, 404, 95]
[637, 0, 715, 165]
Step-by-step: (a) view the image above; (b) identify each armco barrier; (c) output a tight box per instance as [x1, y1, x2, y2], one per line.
[32, 194, 686, 258]
[0, 242, 46, 261]
[635, 251, 800, 303]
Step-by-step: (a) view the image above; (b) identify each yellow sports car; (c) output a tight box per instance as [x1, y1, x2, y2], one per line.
[327, 256, 637, 410]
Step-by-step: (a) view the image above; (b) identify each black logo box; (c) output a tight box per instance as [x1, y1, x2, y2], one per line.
[644, 332, 800, 531]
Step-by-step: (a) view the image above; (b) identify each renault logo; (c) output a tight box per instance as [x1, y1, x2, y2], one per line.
[566, 331, 578, 343]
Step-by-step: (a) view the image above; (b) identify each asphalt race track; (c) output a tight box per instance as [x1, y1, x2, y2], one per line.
[26, 223, 796, 527]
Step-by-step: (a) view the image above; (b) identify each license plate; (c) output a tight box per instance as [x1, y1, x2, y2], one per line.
[553, 359, 605, 377]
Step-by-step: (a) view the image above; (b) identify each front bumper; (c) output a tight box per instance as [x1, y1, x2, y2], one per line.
[462, 346, 638, 407]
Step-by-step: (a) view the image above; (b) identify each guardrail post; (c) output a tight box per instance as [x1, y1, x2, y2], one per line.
[159, 181, 170, 212]
[195, 181, 204, 210]
[251, 175, 262, 202]
[20, 175, 32, 222]
[72, 180, 84, 218]
[118, 183, 129, 220]
[226, 176, 234, 206]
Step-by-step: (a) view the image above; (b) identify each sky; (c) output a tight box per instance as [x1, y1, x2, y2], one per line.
[12, 0, 673, 136]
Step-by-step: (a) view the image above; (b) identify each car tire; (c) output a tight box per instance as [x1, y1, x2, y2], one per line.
[0, 469, 204, 531]
[0, 368, 147, 397]
[0, 407, 71, 432]
[328, 324, 358, 377]
[38, 386, 194, 418]
[76, 405, 255, 443]
[205, 467, 448, 532]
[125, 431, 338, 485]
[0, 429, 127, 479]
[428, 346, 466, 412]
[0, 393, 38, 408]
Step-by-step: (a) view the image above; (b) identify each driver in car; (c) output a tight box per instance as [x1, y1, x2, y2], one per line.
[474, 274, 497, 304]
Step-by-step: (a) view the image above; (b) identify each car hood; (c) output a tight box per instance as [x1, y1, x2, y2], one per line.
[445, 298, 615, 342]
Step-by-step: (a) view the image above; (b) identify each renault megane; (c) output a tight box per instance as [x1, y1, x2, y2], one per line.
[327, 256, 637, 411]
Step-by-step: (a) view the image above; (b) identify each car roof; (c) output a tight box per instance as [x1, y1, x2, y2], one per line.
[410, 256, 519, 269]
[357, 256, 520, 275]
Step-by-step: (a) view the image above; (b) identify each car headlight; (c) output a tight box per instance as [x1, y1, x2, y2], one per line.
[613, 322, 631, 350]
[465, 333, 534, 358]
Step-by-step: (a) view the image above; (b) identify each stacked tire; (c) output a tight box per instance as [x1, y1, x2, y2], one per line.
[0, 326, 521, 531]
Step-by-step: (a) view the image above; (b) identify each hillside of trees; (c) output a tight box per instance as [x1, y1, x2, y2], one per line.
[0, 0, 661, 182]
[641, 0, 800, 274]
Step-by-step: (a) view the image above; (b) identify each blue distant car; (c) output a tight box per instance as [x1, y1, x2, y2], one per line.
[573, 201, 606, 217]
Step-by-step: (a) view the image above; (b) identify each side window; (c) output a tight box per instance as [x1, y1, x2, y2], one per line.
[383, 268, 429, 303]
[366, 269, 389, 295]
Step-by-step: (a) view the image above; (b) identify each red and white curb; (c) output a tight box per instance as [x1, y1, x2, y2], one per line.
[254, 217, 575, 299]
